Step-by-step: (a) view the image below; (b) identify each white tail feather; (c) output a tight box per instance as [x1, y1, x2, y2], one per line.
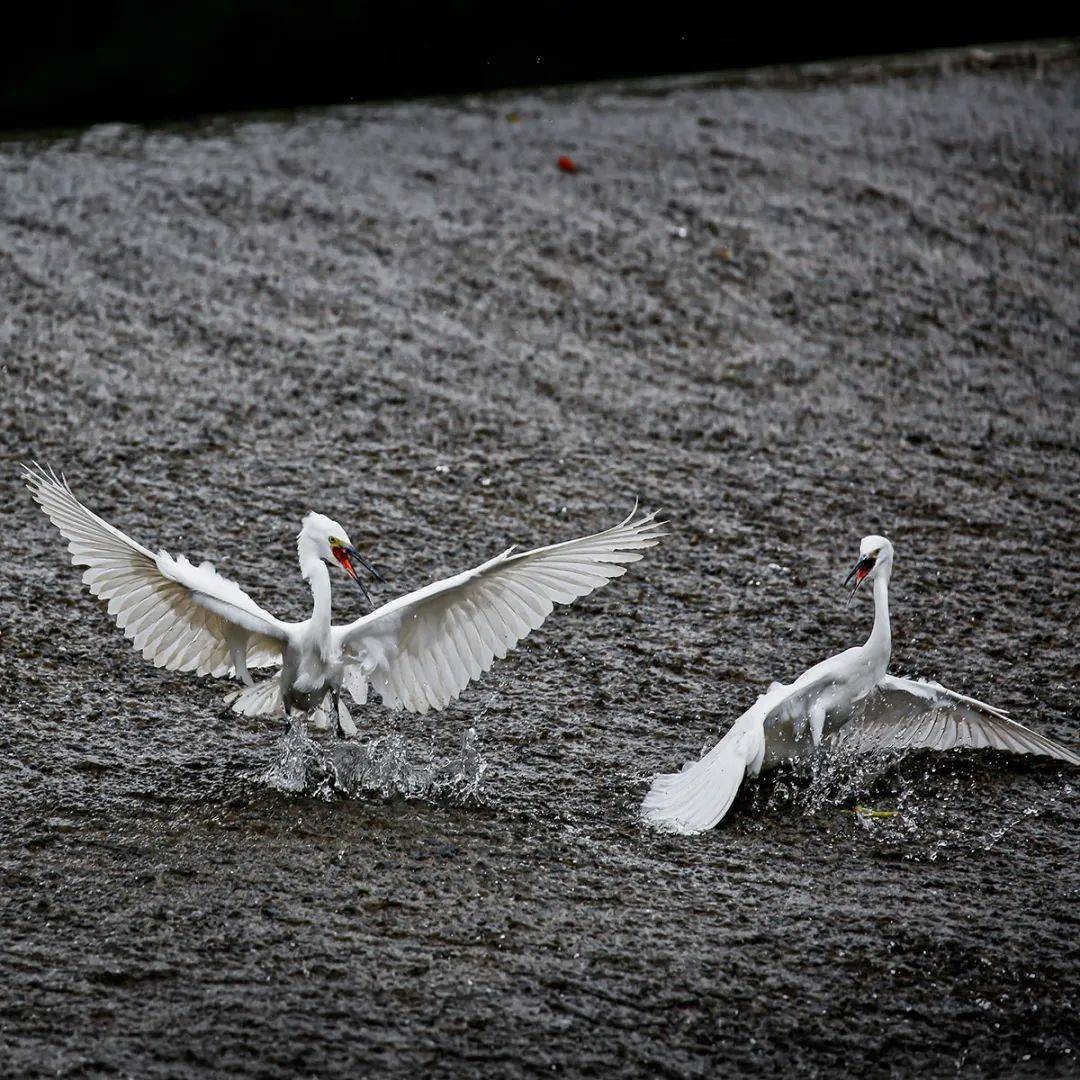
[224, 675, 284, 718]
[310, 693, 359, 735]
[342, 665, 368, 706]
[642, 713, 766, 834]
[337, 698, 357, 737]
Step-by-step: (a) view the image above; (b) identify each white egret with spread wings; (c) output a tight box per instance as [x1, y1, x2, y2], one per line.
[642, 535, 1079, 834]
[25, 464, 665, 738]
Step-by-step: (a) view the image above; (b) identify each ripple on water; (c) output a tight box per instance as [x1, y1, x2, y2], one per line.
[257, 726, 487, 803]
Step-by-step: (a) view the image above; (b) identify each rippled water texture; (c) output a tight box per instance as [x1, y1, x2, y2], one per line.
[2, 45, 1079, 1078]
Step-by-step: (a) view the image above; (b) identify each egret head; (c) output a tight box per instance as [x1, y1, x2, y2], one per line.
[844, 535, 893, 601]
[301, 511, 382, 604]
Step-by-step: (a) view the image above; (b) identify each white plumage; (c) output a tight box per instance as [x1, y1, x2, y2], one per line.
[334, 524, 660, 715]
[25, 464, 665, 735]
[26, 465, 288, 681]
[642, 534, 1079, 835]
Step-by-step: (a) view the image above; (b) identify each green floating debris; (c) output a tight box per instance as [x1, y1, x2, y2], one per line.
[852, 806, 900, 819]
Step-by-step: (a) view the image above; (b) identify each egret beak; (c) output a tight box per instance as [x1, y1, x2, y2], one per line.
[332, 544, 383, 608]
[344, 545, 383, 583]
[844, 553, 876, 603]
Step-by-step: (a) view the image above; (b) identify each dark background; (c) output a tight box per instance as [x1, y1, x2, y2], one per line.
[2, 4, 1078, 132]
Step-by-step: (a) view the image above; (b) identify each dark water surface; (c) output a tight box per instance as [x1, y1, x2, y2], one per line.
[2, 48, 1079, 1078]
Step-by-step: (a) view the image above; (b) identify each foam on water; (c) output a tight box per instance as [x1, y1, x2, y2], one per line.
[259, 725, 487, 803]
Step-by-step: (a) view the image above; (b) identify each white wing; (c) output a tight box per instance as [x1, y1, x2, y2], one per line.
[334, 508, 666, 715]
[25, 464, 289, 681]
[639, 662, 840, 835]
[829, 674, 1080, 765]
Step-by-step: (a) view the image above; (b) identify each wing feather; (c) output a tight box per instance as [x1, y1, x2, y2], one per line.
[829, 675, 1080, 765]
[335, 508, 666, 715]
[445, 609, 480, 681]
[25, 464, 290, 681]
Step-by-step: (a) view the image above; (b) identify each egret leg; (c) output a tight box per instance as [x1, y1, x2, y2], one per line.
[283, 703, 294, 737]
[333, 690, 358, 739]
[332, 690, 350, 740]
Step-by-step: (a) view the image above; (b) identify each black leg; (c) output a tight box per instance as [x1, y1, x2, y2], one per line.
[331, 690, 345, 739]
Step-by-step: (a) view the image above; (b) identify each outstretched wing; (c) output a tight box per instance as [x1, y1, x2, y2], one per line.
[829, 675, 1080, 765]
[25, 464, 290, 680]
[334, 508, 666, 715]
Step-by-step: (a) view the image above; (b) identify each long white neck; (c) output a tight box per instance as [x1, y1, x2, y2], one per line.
[297, 535, 332, 630]
[864, 567, 892, 671]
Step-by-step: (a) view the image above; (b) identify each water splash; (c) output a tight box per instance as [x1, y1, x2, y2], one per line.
[259, 726, 487, 803]
[746, 746, 1056, 854]
[749, 744, 903, 820]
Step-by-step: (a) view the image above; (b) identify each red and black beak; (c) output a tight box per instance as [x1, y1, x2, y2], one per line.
[332, 544, 383, 608]
[843, 552, 876, 603]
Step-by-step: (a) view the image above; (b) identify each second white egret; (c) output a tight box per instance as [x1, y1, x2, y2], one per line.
[642, 535, 1079, 834]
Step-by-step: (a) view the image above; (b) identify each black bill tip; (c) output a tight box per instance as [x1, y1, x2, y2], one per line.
[844, 552, 877, 601]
